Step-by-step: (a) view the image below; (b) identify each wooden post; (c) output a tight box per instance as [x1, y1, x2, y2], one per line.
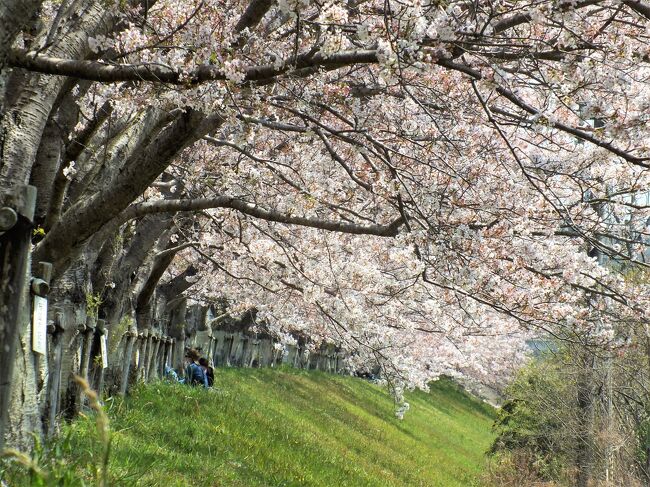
[269, 341, 275, 367]
[135, 333, 144, 377]
[168, 338, 176, 371]
[173, 335, 185, 376]
[336, 352, 346, 374]
[284, 345, 294, 366]
[156, 335, 163, 378]
[312, 350, 318, 370]
[219, 334, 228, 367]
[155, 337, 162, 377]
[258, 339, 268, 367]
[144, 331, 155, 382]
[69, 323, 85, 415]
[249, 339, 259, 368]
[206, 335, 214, 362]
[146, 334, 155, 381]
[148, 334, 160, 381]
[79, 316, 95, 383]
[153, 336, 161, 378]
[238, 335, 249, 367]
[162, 338, 170, 371]
[263, 339, 271, 367]
[137, 330, 148, 381]
[119, 329, 136, 396]
[243, 336, 251, 366]
[303, 348, 311, 370]
[159, 337, 168, 376]
[213, 331, 226, 367]
[208, 335, 216, 365]
[227, 334, 238, 366]
[0, 185, 36, 450]
[74, 317, 95, 411]
[60, 314, 83, 419]
[45, 310, 65, 437]
[145, 331, 154, 380]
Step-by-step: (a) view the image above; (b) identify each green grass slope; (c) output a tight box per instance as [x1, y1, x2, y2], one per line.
[8, 368, 496, 486]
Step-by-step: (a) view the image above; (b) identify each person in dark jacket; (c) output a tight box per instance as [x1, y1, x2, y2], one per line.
[198, 357, 214, 387]
[184, 348, 208, 387]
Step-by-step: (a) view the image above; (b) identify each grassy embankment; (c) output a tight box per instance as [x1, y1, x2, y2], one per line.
[2, 368, 496, 486]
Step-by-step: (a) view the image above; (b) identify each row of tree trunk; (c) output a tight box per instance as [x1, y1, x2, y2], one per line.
[0, 194, 347, 450]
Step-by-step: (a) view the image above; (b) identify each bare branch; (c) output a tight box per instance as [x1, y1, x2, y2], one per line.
[313, 128, 372, 191]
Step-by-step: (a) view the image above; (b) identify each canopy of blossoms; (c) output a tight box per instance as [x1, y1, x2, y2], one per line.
[9, 0, 650, 388]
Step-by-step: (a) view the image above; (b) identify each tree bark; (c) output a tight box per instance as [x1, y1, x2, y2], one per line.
[0, 185, 36, 450]
[34, 110, 223, 276]
[0, 0, 42, 73]
[1, 2, 113, 193]
[30, 116, 63, 225]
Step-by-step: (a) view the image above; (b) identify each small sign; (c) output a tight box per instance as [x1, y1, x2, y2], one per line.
[32, 296, 48, 354]
[100, 334, 108, 369]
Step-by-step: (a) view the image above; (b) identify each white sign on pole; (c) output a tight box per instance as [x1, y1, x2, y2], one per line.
[100, 334, 108, 369]
[32, 295, 48, 354]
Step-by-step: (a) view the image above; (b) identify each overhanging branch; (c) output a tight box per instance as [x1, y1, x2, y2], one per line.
[7, 48, 378, 84]
[120, 197, 403, 237]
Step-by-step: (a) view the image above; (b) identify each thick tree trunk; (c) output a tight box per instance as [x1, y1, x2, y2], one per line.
[0, 185, 36, 450]
[101, 213, 174, 332]
[134, 233, 188, 330]
[48, 264, 91, 420]
[169, 298, 188, 374]
[1, 2, 116, 446]
[0, 0, 42, 116]
[0, 1, 42, 62]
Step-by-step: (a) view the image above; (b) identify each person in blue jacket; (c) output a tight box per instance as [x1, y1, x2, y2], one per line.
[184, 348, 208, 387]
[198, 357, 214, 387]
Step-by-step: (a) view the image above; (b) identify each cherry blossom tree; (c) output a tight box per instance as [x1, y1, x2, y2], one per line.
[1, 0, 650, 454]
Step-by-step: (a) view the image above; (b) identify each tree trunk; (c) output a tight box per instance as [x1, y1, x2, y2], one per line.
[0, 185, 36, 450]
[575, 352, 595, 487]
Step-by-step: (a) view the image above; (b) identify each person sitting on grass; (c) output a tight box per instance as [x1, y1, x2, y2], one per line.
[184, 348, 208, 387]
[198, 357, 214, 387]
[164, 364, 184, 383]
